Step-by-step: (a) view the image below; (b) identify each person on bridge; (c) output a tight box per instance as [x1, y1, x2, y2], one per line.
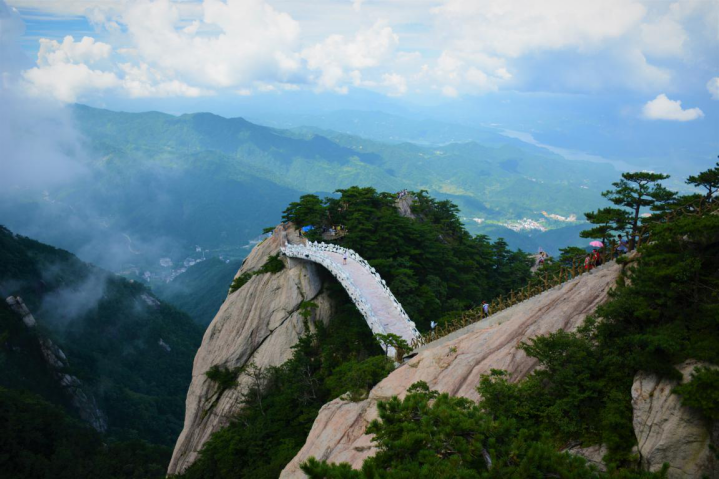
[343, 252, 348, 265]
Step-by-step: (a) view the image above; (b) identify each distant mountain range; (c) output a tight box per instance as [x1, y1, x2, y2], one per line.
[0, 105, 615, 278]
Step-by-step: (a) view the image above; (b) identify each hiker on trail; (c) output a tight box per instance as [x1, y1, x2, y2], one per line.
[343, 252, 347, 265]
[593, 248, 603, 267]
[538, 249, 546, 266]
[430, 320, 437, 338]
[584, 254, 593, 271]
[482, 301, 489, 317]
[616, 234, 629, 257]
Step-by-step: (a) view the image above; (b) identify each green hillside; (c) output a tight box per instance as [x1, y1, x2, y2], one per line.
[154, 257, 242, 326]
[0, 106, 612, 276]
[0, 226, 202, 446]
[0, 387, 170, 479]
[74, 105, 613, 221]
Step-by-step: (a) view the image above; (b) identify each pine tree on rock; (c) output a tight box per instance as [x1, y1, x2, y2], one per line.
[601, 172, 675, 249]
[580, 207, 632, 245]
[686, 159, 719, 201]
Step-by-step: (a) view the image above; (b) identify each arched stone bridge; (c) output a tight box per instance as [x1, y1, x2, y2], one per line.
[281, 241, 421, 355]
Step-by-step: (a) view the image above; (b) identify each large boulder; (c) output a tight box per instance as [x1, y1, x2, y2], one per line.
[168, 224, 334, 474]
[632, 360, 718, 478]
[280, 261, 624, 477]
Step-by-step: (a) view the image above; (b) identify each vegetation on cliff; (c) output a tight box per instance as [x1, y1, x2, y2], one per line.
[0, 387, 170, 479]
[283, 187, 533, 330]
[178, 283, 389, 479]
[0, 228, 202, 446]
[179, 188, 533, 478]
[300, 165, 719, 477]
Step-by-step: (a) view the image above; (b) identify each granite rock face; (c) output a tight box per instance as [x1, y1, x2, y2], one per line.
[168, 224, 334, 475]
[632, 360, 718, 478]
[280, 261, 624, 477]
[394, 194, 416, 219]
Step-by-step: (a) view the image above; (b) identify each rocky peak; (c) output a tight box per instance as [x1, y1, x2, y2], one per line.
[168, 223, 335, 474]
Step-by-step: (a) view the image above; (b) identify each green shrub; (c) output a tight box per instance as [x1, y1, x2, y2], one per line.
[205, 365, 240, 393]
[326, 356, 394, 401]
[229, 272, 253, 293]
[229, 255, 285, 294]
[674, 367, 719, 420]
[259, 253, 285, 274]
[301, 382, 663, 478]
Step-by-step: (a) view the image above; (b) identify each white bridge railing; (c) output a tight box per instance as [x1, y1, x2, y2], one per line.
[281, 241, 421, 355]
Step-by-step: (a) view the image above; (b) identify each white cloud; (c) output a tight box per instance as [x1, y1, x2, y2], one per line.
[23, 62, 119, 102]
[640, 17, 686, 57]
[301, 20, 398, 91]
[708, 77, 719, 100]
[432, 0, 646, 58]
[352, 0, 363, 13]
[37, 36, 112, 66]
[641, 93, 704, 121]
[441, 85, 458, 97]
[12, 0, 719, 100]
[119, 62, 212, 98]
[381, 72, 406, 96]
[122, 0, 301, 88]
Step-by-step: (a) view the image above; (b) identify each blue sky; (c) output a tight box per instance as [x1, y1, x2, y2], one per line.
[2, 0, 718, 177]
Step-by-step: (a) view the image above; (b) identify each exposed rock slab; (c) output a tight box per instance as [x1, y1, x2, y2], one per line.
[632, 360, 718, 478]
[280, 261, 623, 477]
[168, 224, 334, 475]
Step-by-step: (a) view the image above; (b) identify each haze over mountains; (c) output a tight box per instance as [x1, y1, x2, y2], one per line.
[0, 104, 617, 284]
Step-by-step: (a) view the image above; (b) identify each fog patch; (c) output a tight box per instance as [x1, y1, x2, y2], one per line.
[0, 1, 89, 192]
[38, 266, 109, 328]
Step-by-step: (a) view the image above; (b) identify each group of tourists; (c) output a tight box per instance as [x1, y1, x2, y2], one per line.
[584, 249, 604, 271]
[396, 189, 410, 199]
[584, 234, 631, 271]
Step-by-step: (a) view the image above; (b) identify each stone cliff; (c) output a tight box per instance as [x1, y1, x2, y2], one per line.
[5, 295, 107, 432]
[633, 360, 718, 478]
[280, 261, 624, 477]
[168, 224, 334, 474]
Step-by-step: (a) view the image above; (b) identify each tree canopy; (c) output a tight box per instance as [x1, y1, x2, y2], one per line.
[598, 172, 675, 248]
[282, 187, 532, 330]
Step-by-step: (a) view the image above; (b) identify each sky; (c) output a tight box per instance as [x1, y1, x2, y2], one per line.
[2, 0, 719, 176]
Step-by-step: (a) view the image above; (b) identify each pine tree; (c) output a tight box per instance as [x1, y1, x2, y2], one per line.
[601, 172, 675, 249]
[580, 207, 631, 245]
[686, 159, 719, 201]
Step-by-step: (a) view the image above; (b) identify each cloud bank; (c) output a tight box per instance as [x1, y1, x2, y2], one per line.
[642, 93, 704, 121]
[7, 0, 719, 103]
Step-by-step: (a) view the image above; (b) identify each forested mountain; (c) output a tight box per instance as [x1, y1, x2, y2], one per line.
[0, 105, 613, 279]
[154, 257, 243, 326]
[175, 187, 534, 478]
[0, 226, 202, 448]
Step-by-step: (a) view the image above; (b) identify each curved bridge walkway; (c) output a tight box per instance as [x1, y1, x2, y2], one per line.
[281, 241, 421, 355]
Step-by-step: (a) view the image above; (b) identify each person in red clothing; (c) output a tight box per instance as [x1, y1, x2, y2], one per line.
[593, 248, 603, 267]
